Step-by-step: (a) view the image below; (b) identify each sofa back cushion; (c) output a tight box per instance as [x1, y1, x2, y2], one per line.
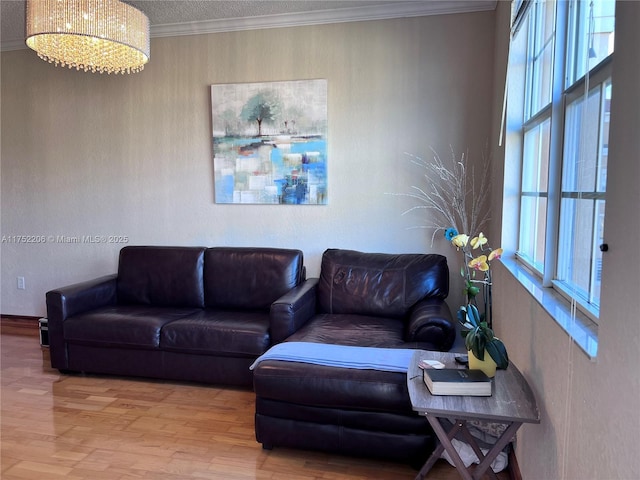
[117, 246, 206, 308]
[318, 249, 449, 318]
[204, 247, 304, 310]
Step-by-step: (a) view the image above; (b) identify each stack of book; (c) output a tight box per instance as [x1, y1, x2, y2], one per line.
[423, 368, 492, 396]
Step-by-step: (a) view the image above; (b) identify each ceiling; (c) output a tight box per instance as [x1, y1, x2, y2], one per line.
[1, 0, 496, 51]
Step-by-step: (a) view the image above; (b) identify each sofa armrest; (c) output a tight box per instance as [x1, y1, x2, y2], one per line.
[269, 278, 318, 344]
[405, 298, 456, 351]
[45, 274, 118, 369]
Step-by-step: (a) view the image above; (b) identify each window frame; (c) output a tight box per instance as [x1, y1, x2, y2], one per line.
[553, 67, 611, 318]
[511, 0, 614, 325]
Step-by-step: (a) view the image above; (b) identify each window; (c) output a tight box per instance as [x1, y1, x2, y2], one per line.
[556, 78, 611, 315]
[525, 0, 555, 119]
[519, 117, 550, 273]
[510, 0, 615, 322]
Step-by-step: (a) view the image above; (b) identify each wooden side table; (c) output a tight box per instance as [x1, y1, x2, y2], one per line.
[407, 350, 539, 480]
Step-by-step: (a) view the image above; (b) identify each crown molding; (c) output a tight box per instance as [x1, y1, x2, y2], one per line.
[1, 1, 496, 51]
[151, 1, 497, 38]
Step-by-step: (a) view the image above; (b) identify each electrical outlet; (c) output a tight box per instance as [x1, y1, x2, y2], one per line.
[17, 276, 25, 290]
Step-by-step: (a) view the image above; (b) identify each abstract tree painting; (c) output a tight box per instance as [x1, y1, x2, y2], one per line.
[211, 79, 328, 204]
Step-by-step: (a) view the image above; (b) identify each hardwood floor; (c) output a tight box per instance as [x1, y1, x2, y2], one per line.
[1, 319, 509, 479]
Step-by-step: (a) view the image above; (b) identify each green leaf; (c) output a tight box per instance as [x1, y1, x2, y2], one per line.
[479, 323, 494, 341]
[464, 330, 474, 353]
[466, 304, 481, 326]
[485, 339, 509, 369]
[467, 327, 486, 360]
[457, 307, 467, 325]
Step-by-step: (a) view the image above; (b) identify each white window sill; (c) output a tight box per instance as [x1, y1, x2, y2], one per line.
[501, 257, 599, 359]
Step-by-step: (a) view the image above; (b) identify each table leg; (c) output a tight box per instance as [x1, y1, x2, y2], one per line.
[459, 423, 499, 480]
[422, 416, 474, 480]
[416, 416, 522, 480]
[472, 421, 522, 479]
[415, 419, 464, 480]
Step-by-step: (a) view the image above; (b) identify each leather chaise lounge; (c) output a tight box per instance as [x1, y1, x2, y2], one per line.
[46, 246, 305, 387]
[252, 248, 458, 464]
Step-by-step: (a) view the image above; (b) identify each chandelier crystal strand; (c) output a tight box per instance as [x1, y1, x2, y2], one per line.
[25, 0, 150, 74]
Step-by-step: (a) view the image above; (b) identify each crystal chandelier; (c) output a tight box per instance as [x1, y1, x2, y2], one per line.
[25, 0, 150, 74]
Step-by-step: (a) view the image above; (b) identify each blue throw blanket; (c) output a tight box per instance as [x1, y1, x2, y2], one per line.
[249, 342, 414, 372]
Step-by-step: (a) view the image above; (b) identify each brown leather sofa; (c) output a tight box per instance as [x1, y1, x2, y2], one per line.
[253, 248, 459, 465]
[46, 246, 305, 387]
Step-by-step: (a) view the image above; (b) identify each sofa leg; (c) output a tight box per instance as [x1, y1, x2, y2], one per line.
[261, 443, 273, 451]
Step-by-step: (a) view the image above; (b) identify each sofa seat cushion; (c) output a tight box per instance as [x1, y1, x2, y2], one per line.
[253, 359, 412, 413]
[285, 313, 407, 348]
[64, 306, 200, 349]
[160, 310, 270, 356]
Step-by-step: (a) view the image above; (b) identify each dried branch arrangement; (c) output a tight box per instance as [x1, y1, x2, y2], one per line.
[392, 147, 492, 246]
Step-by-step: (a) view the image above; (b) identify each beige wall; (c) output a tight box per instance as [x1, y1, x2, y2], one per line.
[2, 4, 639, 479]
[491, 2, 640, 479]
[1, 13, 495, 317]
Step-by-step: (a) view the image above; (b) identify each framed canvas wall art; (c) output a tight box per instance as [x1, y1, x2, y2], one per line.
[211, 79, 328, 204]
